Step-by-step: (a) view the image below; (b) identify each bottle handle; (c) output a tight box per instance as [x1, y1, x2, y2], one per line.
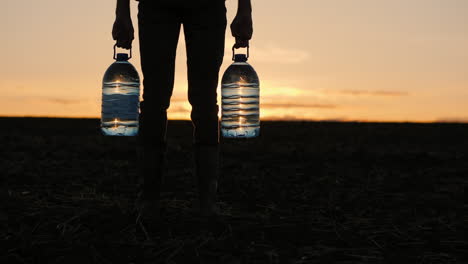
[232, 44, 249, 61]
[113, 44, 132, 60]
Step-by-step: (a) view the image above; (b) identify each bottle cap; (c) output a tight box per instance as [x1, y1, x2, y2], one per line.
[116, 53, 129, 61]
[234, 54, 248, 62]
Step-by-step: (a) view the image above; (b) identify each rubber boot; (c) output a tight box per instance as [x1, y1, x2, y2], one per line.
[194, 144, 220, 217]
[135, 143, 167, 219]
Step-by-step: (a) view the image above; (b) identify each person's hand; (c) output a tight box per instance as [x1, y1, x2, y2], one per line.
[230, 13, 253, 48]
[112, 16, 134, 49]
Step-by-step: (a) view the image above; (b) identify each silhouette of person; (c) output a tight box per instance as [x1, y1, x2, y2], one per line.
[112, 0, 253, 217]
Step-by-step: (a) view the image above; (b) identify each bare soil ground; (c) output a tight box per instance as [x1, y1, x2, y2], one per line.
[1, 117, 467, 263]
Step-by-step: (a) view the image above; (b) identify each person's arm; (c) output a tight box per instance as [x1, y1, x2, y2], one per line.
[231, 0, 253, 48]
[112, 0, 134, 49]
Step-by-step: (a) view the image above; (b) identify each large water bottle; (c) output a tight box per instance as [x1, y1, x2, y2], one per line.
[101, 45, 140, 136]
[221, 47, 260, 138]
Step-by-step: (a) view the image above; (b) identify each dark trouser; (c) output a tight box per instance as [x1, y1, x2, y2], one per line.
[137, 1, 227, 147]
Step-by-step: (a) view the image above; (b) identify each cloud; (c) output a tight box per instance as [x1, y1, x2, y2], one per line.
[334, 90, 409, 97]
[240, 45, 309, 64]
[260, 114, 349, 122]
[433, 117, 468, 123]
[44, 98, 85, 105]
[169, 97, 188, 103]
[169, 106, 190, 113]
[261, 103, 337, 109]
[260, 115, 311, 121]
[2, 95, 88, 105]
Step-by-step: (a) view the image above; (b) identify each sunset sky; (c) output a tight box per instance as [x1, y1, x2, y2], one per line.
[2, 0, 468, 122]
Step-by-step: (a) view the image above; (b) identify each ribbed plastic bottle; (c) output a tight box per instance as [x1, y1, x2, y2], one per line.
[101, 47, 140, 136]
[221, 48, 260, 138]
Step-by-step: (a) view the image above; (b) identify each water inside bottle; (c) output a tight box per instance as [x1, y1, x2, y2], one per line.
[101, 81, 140, 136]
[221, 81, 260, 138]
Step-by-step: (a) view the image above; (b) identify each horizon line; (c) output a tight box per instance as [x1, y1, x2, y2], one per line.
[0, 115, 467, 124]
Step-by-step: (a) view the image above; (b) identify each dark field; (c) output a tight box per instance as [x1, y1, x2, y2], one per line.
[1, 117, 467, 263]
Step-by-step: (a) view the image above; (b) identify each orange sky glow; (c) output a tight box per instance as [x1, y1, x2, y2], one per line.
[2, 0, 468, 122]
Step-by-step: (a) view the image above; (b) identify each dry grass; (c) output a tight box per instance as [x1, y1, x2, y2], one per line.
[1, 118, 467, 263]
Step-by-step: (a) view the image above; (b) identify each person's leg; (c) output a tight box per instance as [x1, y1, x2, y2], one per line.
[138, 2, 181, 148]
[183, 2, 227, 215]
[183, 3, 226, 146]
[137, 1, 181, 208]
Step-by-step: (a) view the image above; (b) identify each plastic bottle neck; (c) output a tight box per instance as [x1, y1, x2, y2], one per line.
[234, 54, 248, 62]
[116, 53, 129, 61]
